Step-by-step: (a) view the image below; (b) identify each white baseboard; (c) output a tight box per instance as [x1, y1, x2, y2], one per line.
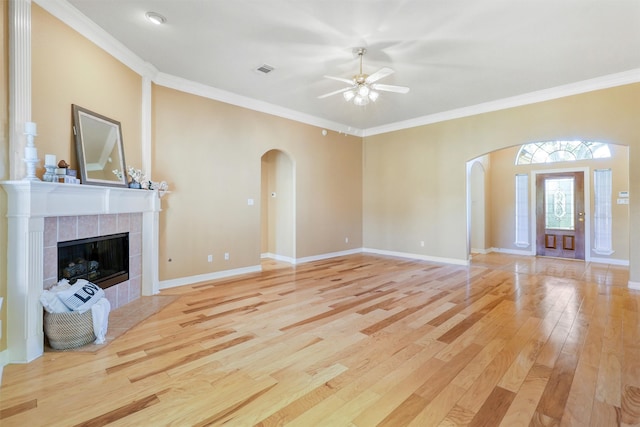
[628, 281, 640, 290]
[470, 247, 491, 255]
[159, 265, 262, 290]
[294, 248, 362, 265]
[0, 349, 8, 379]
[363, 248, 469, 266]
[261, 253, 296, 264]
[589, 256, 629, 266]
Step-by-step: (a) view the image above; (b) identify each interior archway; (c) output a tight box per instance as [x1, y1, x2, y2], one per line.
[261, 149, 296, 262]
[466, 142, 629, 264]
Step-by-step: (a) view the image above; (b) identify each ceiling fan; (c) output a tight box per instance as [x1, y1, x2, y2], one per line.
[318, 47, 410, 106]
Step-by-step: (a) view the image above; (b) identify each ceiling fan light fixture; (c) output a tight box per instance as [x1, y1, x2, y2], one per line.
[353, 95, 369, 106]
[319, 47, 409, 106]
[145, 11, 167, 25]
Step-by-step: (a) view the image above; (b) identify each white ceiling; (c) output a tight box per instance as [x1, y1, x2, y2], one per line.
[65, 0, 640, 133]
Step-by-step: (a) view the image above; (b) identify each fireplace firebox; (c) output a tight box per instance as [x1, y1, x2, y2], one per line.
[58, 233, 129, 289]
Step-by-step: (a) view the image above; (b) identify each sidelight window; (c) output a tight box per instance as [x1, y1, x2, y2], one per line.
[514, 174, 529, 247]
[593, 169, 614, 255]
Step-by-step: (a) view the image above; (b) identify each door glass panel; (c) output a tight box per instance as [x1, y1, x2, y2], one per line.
[544, 178, 575, 230]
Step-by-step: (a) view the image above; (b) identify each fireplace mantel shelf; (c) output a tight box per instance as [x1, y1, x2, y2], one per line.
[1, 180, 162, 363]
[1, 180, 160, 217]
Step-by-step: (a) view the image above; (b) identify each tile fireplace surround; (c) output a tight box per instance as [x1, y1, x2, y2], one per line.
[1, 181, 161, 364]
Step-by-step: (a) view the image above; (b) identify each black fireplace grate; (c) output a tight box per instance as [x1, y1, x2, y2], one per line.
[58, 232, 129, 289]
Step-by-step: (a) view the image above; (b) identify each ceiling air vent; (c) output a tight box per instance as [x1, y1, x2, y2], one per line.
[255, 64, 274, 75]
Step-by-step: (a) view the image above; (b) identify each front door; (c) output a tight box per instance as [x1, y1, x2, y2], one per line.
[536, 172, 585, 259]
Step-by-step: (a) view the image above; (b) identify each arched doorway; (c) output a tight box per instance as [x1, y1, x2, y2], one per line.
[261, 149, 295, 262]
[467, 157, 488, 255]
[466, 141, 628, 264]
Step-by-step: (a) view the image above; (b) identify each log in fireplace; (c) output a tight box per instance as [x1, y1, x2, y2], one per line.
[58, 233, 129, 289]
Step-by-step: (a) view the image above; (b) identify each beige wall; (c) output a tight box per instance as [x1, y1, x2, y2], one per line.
[1, 1, 9, 353]
[364, 84, 640, 273]
[487, 144, 629, 261]
[152, 85, 363, 281]
[31, 5, 142, 177]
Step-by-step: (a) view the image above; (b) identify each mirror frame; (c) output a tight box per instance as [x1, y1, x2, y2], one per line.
[72, 104, 128, 188]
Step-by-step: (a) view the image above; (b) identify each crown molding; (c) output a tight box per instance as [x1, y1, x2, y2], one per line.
[364, 68, 640, 137]
[154, 73, 362, 137]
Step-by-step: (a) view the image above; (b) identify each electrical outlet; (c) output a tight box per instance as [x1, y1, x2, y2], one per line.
[345, 237, 349, 243]
[207, 254, 213, 262]
[224, 252, 230, 260]
[420, 241, 425, 247]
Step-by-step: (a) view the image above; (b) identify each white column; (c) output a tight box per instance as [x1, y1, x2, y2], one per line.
[9, 0, 32, 180]
[141, 73, 153, 177]
[6, 205, 45, 362]
[142, 195, 161, 296]
[7, 0, 42, 362]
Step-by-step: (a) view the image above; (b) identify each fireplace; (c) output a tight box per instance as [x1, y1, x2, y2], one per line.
[58, 233, 129, 289]
[1, 181, 161, 363]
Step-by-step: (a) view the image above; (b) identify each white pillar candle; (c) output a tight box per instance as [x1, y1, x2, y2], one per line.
[24, 122, 37, 135]
[25, 146, 37, 160]
[45, 154, 56, 166]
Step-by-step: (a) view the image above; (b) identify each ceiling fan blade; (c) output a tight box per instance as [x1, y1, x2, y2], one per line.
[318, 86, 352, 99]
[323, 75, 354, 85]
[371, 83, 410, 94]
[365, 67, 394, 84]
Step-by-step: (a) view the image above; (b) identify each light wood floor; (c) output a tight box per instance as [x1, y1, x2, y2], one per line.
[1, 253, 638, 426]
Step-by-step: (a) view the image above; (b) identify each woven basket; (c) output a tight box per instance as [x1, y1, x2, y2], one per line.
[44, 310, 95, 350]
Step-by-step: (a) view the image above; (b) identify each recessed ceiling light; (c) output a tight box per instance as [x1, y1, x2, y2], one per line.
[145, 11, 166, 25]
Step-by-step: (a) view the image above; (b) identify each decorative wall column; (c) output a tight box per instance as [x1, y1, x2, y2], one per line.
[9, 0, 32, 180]
[6, 211, 45, 363]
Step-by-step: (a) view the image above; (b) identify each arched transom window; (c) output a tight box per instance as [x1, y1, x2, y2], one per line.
[516, 141, 611, 165]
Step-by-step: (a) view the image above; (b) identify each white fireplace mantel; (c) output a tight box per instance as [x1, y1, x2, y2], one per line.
[1, 181, 161, 363]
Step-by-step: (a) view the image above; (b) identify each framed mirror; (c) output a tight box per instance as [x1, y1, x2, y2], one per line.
[72, 104, 128, 187]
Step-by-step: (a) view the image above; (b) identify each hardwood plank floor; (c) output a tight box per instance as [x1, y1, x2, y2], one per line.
[1, 253, 638, 426]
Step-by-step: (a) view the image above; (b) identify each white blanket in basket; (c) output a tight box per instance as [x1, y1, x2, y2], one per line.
[91, 298, 111, 344]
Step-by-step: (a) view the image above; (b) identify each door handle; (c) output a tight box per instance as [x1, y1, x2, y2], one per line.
[578, 212, 584, 222]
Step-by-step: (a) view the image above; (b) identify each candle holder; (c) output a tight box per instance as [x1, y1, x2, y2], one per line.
[55, 168, 67, 183]
[43, 165, 56, 182]
[23, 122, 40, 181]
